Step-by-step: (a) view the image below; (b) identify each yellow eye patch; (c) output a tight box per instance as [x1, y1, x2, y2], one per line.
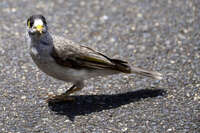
[27, 20, 31, 28]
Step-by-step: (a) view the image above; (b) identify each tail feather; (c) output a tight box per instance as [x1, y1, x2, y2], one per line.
[131, 66, 163, 80]
[110, 59, 131, 73]
[108, 57, 162, 80]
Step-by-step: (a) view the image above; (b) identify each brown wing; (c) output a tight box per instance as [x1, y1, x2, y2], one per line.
[51, 36, 131, 73]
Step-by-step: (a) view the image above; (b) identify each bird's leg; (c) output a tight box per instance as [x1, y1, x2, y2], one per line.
[64, 85, 82, 96]
[66, 81, 84, 95]
[47, 82, 84, 103]
[64, 84, 76, 95]
[47, 85, 76, 102]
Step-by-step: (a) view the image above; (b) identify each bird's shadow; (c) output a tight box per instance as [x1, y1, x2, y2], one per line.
[48, 88, 166, 121]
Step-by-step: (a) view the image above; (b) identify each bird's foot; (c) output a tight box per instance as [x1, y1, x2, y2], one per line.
[47, 93, 75, 103]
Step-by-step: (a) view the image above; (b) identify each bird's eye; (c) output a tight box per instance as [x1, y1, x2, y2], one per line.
[27, 19, 34, 28]
[27, 20, 31, 28]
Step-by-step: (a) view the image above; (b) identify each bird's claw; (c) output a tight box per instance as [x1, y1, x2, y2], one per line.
[46, 93, 75, 103]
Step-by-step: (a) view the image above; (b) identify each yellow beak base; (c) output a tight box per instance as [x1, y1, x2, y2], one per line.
[36, 25, 43, 34]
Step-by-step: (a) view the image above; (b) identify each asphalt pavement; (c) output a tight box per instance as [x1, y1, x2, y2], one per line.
[0, 0, 199, 132]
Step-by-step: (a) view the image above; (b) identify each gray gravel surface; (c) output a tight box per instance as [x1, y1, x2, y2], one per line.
[0, 0, 199, 132]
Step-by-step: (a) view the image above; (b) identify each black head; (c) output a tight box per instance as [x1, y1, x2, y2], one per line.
[27, 15, 48, 35]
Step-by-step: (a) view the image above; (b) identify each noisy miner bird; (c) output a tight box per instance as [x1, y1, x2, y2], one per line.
[26, 15, 162, 102]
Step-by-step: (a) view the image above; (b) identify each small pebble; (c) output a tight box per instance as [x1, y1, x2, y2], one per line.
[21, 96, 26, 99]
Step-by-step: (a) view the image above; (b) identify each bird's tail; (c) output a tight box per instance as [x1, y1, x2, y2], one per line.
[108, 58, 162, 80]
[131, 66, 163, 80]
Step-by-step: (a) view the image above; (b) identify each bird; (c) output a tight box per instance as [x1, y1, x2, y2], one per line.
[26, 15, 162, 102]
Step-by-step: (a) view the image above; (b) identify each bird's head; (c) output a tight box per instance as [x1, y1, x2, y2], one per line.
[26, 15, 48, 37]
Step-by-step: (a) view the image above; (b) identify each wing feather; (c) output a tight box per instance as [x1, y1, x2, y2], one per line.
[51, 36, 131, 73]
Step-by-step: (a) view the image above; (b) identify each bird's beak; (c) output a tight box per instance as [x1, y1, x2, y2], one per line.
[36, 25, 44, 34]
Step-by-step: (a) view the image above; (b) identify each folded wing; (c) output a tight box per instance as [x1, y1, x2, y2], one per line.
[51, 36, 131, 73]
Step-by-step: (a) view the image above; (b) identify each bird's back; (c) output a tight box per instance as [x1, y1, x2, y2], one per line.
[52, 35, 131, 73]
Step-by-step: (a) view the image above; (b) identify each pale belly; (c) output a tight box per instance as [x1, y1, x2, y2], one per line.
[30, 51, 120, 83]
[31, 54, 88, 83]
